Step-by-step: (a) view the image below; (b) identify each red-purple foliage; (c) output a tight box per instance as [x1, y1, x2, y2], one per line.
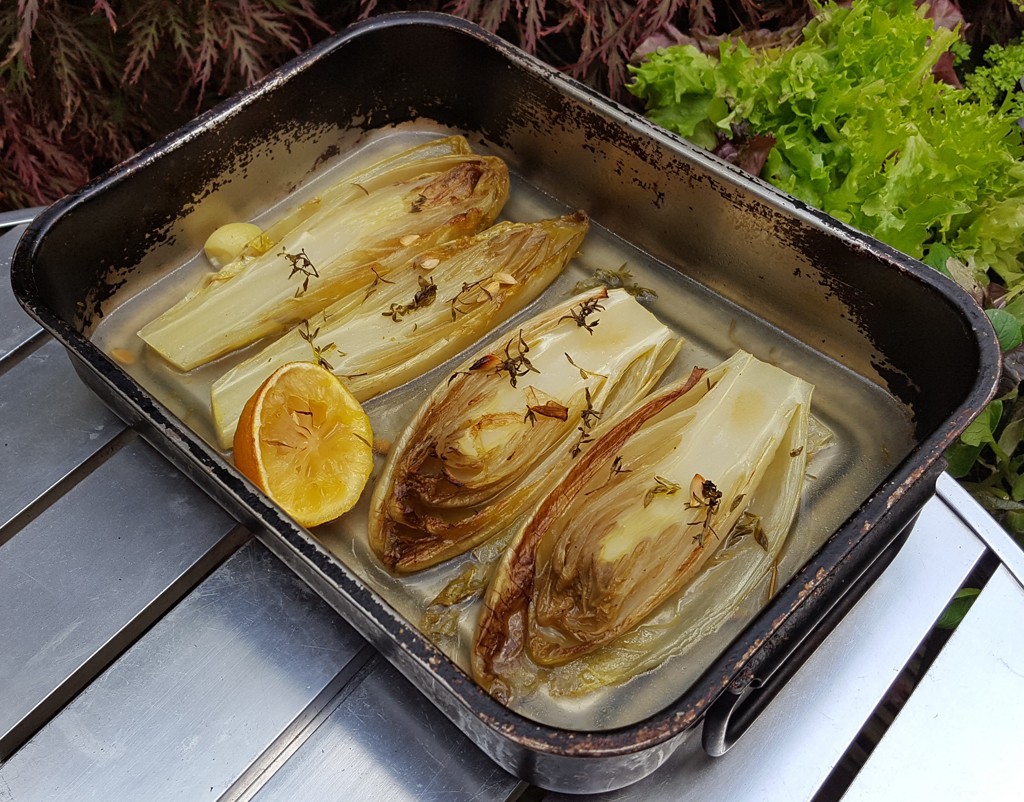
[1, 0, 332, 210]
[3, 1, 1021, 210]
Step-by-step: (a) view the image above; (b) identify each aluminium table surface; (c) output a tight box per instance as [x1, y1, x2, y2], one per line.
[0, 212, 1021, 801]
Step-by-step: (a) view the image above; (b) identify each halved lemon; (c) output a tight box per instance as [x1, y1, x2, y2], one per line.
[233, 361, 374, 527]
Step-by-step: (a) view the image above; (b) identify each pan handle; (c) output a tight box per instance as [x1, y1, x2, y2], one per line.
[700, 533, 896, 756]
[702, 521, 910, 756]
[702, 462, 946, 756]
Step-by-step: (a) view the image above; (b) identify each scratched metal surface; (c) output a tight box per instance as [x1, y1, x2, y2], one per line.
[0, 339, 124, 529]
[0, 542, 366, 801]
[0, 435, 245, 757]
[842, 561, 1024, 802]
[248, 657, 520, 801]
[0, 221, 41, 356]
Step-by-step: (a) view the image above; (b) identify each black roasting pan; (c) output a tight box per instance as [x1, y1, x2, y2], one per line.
[10, 12, 1000, 793]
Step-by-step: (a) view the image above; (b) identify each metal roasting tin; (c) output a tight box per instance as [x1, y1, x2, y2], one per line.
[10, 13, 1001, 792]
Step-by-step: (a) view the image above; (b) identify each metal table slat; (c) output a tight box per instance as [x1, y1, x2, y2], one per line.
[841, 562, 1024, 801]
[0, 224, 42, 358]
[0, 436, 246, 758]
[0, 339, 124, 530]
[0, 540, 368, 801]
[246, 657, 520, 802]
[0, 209, 44, 231]
[937, 472, 1024, 588]
[538, 493, 988, 801]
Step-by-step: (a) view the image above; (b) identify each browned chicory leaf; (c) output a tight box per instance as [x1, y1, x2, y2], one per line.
[368, 287, 682, 573]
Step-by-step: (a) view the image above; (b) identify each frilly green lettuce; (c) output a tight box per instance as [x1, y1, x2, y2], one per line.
[628, 0, 1024, 288]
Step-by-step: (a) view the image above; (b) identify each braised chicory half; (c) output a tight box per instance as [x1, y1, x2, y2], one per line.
[368, 287, 682, 573]
[211, 211, 589, 448]
[472, 350, 814, 702]
[139, 135, 509, 370]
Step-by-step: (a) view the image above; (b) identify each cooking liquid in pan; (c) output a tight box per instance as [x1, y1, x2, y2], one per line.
[92, 124, 916, 730]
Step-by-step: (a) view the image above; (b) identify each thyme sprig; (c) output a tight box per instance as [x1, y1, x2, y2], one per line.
[383, 275, 437, 322]
[571, 387, 602, 457]
[572, 264, 656, 301]
[572, 429, 595, 456]
[451, 330, 542, 388]
[558, 296, 605, 334]
[643, 475, 682, 507]
[639, 474, 722, 545]
[580, 386, 601, 429]
[565, 352, 609, 380]
[726, 510, 761, 549]
[496, 330, 540, 388]
[298, 320, 341, 371]
[586, 454, 632, 494]
[685, 474, 723, 546]
[446, 272, 516, 320]
[363, 265, 395, 302]
[282, 248, 319, 297]
[610, 454, 631, 477]
[448, 279, 485, 320]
